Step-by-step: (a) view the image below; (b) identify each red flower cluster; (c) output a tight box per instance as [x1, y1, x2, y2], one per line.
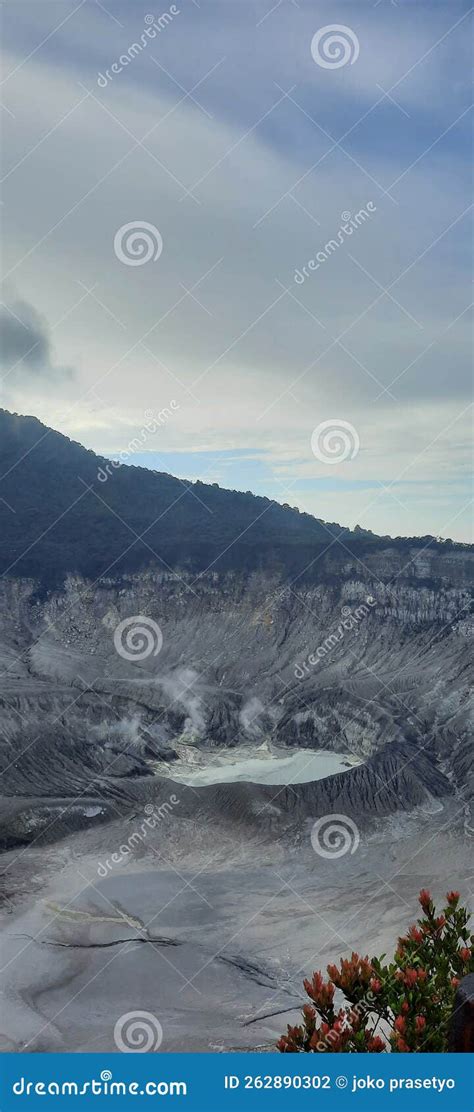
[278, 889, 473, 1055]
[419, 889, 432, 911]
[327, 953, 373, 995]
[407, 926, 423, 943]
[303, 971, 335, 1010]
[366, 1034, 385, 1052]
[395, 967, 427, 989]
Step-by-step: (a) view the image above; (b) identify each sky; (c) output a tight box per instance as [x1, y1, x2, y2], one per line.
[0, 0, 472, 540]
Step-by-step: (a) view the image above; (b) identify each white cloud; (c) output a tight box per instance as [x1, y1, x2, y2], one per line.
[1, 0, 472, 541]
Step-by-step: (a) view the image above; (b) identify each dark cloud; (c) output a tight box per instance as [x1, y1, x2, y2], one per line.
[0, 299, 75, 383]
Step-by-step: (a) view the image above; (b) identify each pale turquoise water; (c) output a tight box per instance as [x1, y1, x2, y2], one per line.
[172, 749, 359, 787]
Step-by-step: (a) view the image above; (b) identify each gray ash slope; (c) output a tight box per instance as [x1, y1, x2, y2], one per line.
[0, 410, 472, 852]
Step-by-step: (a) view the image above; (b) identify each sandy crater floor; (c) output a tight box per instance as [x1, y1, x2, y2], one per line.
[0, 794, 471, 1054]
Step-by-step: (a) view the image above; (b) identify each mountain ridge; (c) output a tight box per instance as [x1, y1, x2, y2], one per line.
[0, 409, 469, 588]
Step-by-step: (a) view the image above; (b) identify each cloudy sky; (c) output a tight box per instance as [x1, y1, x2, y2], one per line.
[1, 0, 472, 540]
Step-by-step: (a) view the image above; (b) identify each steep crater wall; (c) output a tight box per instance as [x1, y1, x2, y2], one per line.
[0, 549, 472, 849]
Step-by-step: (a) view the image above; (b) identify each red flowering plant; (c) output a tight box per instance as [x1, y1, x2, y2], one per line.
[278, 890, 473, 1053]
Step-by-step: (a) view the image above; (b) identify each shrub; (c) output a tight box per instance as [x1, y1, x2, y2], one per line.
[277, 890, 473, 1052]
